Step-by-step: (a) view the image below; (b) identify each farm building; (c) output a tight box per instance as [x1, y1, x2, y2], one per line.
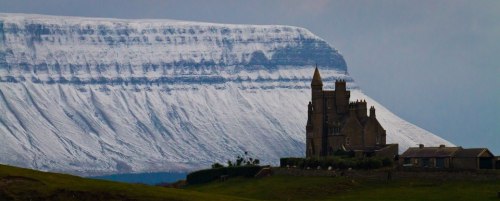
[400, 145, 495, 170]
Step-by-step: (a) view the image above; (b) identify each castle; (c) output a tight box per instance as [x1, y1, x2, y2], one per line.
[306, 67, 398, 158]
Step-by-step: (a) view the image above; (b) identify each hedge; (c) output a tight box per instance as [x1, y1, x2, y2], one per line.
[280, 157, 393, 170]
[187, 166, 263, 185]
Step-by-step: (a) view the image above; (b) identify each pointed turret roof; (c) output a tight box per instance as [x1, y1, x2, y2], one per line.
[311, 66, 323, 86]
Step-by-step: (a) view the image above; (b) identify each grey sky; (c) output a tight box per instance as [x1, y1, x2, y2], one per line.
[1, 0, 499, 153]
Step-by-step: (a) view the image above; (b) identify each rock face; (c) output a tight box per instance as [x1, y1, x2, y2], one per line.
[0, 13, 452, 176]
[0, 13, 346, 82]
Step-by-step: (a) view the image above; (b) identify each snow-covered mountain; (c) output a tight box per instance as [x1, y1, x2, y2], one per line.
[0, 13, 453, 176]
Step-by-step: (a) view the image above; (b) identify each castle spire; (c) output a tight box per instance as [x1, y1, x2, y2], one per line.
[311, 66, 323, 87]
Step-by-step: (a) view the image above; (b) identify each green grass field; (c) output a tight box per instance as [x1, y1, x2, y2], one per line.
[0, 164, 251, 201]
[1, 164, 499, 201]
[189, 174, 500, 201]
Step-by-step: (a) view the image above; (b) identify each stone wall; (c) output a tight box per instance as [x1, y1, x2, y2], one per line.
[272, 167, 500, 181]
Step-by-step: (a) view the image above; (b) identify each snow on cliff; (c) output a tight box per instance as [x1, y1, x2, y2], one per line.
[0, 13, 452, 176]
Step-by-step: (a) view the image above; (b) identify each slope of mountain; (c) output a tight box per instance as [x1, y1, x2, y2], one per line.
[0, 13, 453, 176]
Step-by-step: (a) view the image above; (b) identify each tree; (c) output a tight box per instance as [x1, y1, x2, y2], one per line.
[211, 162, 224, 169]
[227, 151, 260, 167]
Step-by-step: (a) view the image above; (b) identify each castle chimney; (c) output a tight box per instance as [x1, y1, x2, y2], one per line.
[369, 106, 376, 118]
[419, 144, 424, 149]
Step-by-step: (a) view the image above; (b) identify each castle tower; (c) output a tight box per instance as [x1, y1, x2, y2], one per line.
[335, 79, 348, 114]
[356, 100, 368, 118]
[307, 66, 325, 157]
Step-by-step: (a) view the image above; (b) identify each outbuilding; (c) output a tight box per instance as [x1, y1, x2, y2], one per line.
[400, 145, 495, 170]
[453, 148, 495, 169]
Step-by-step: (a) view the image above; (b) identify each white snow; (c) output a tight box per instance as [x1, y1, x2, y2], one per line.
[0, 13, 453, 176]
[0, 13, 332, 81]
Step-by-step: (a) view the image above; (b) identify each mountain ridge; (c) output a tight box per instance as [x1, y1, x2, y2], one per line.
[0, 13, 453, 176]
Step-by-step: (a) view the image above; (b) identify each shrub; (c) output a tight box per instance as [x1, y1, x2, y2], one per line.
[280, 157, 303, 167]
[228, 152, 260, 167]
[187, 168, 225, 185]
[186, 166, 263, 185]
[211, 163, 224, 169]
[357, 158, 383, 169]
[382, 157, 394, 167]
[334, 150, 354, 157]
[280, 156, 393, 170]
[226, 166, 262, 177]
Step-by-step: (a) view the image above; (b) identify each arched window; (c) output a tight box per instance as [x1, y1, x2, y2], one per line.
[346, 137, 350, 145]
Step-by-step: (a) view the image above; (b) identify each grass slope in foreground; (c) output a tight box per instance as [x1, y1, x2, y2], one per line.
[189, 174, 500, 201]
[0, 164, 251, 201]
[1, 163, 499, 201]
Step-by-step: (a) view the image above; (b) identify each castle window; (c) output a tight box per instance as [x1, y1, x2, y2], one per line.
[346, 137, 350, 145]
[376, 136, 380, 144]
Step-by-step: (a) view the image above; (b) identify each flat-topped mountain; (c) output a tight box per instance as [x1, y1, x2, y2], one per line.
[0, 13, 452, 175]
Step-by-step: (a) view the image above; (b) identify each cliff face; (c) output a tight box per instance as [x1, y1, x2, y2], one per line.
[0, 13, 345, 83]
[0, 13, 452, 176]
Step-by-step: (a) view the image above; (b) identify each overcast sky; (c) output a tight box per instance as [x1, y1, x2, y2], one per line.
[1, 0, 499, 153]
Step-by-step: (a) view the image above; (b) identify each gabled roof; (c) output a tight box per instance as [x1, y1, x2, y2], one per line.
[400, 147, 462, 158]
[311, 67, 323, 86]
[455, 148, 493, 158]
[401, 146, 495, 158]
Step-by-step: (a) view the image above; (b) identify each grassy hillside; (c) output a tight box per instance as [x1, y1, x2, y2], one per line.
[1, 164, 499, 201]
[0, 164, 251, 201]
[189, 174, 500, 201]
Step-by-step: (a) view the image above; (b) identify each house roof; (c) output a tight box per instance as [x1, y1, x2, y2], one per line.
[401, 146, 494, 158]
[455, 148, 493, 158]
[400, 147, 462, 158]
